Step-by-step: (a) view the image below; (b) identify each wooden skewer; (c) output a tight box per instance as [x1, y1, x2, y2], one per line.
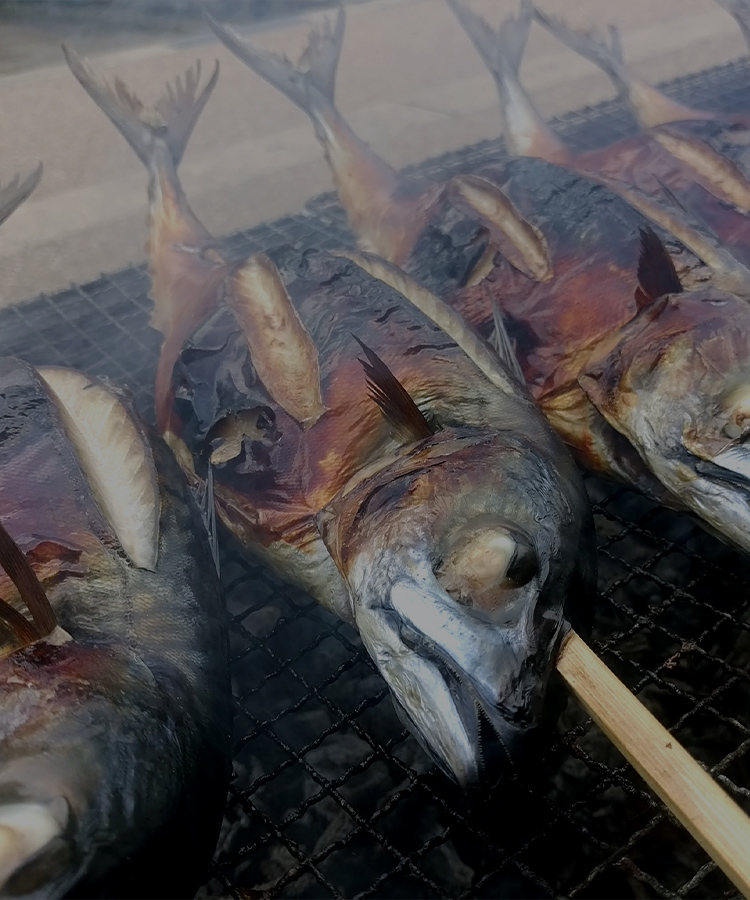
[557, 630, 750, 898]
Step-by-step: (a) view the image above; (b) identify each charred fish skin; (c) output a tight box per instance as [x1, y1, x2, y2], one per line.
[202, 5, 686, 503]
[169, 244, 597, 786]
[404, 155, 691, 504]
[0, 358, 230, 899]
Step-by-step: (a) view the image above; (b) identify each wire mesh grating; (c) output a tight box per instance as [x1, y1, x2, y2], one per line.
[1, 58, 750, 900]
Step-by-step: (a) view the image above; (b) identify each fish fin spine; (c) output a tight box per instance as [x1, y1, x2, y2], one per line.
[489, 293, 526, 385]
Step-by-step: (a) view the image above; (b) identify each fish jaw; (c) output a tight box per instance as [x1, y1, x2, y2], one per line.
[319, 429, 596, 785]
[580, 291, 750, 551]
[354, 598, 480, 785]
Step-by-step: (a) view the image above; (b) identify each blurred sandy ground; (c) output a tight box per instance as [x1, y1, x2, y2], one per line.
[1, 0, 748, 307]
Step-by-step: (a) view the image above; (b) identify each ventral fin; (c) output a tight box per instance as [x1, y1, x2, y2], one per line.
[193, 464, 220, 578]
[636, 227, 683, 309]
[353, 335, 436, 443]
[0, 518, 57, 642]
[489, 293, 526, 386]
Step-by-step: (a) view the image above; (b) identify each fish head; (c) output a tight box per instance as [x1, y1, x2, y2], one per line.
[318, 427, 596, 786]
[580, 290, 750, 550]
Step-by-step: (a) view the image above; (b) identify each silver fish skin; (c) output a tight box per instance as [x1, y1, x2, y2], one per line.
[63, 49, 598, 788]
[580, 286, 750, 556]
[0, 358, 230, 899]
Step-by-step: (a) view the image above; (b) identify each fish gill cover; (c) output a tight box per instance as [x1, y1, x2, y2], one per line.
[0, 57, 749, 900]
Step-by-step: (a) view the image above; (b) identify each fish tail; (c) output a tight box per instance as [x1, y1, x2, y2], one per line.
[533, 11, 716, 128]
[207, 9, 425, 263]
[447, 0, 571, 163]
[532, 10, 631, 99]
[206, 9, 343, 123]
[63, 44, 219, 172]
[717, 0, 750, 51]
[0, 164, 42, 228]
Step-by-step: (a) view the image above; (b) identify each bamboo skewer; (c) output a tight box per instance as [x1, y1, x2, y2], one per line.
[556, 631, 750, 898]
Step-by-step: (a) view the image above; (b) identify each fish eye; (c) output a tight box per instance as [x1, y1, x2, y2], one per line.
[505, 539, 538, 587]
[435, 519, 538, 608]
[721, 385, 750, 440]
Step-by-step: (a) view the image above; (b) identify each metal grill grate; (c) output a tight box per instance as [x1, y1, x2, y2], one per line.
[2, 59, 750, 900]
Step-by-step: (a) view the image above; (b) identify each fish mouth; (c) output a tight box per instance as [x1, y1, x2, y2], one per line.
[354, 559, 558, 788]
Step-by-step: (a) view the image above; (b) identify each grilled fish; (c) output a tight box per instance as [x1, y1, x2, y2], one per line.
[64, 48, 597, 786]
[448, 2, 750, 554]
[448, 0, 750, 291]
[0, 360, 230, 898]
[209, 7, 750, 553]
[525, 3, 750, 269]
[579, 258, 750, 554]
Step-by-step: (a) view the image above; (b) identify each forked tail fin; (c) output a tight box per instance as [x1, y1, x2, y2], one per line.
[447, 0, 532, 78]
[64, 47, 227, 436]
[716, 0, 750, 51]
[0, 165, 42, 228]
[532, 9, 716, 128]
[446, 0, 571, 163]
[63, 44, 219, 171]
[206, 8, 344, 117]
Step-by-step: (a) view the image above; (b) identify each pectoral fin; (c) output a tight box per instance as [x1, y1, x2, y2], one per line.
[635, 227, 683, 308]
[353, 335, 437, 443]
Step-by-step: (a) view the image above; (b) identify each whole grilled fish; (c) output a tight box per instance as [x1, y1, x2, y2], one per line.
[64, 49, 597, 786]
[207, 8, 750, 553]
[468, 1, 750, 272]
[580, 264, 750, 554]
[204, 12, 687, 489]
[0, 359, 230, 898]
[449, 0, 750, 290]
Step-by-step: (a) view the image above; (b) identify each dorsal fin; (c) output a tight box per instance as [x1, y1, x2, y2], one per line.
[0, 518, 57, 640]
[448, 175, 552, 282]
[636, 227, 683, 308]
[353, 336, 436, 443]
[229, 253, 325, 428]
[594, 173, 750, 296]
[38, 367, 160, 571]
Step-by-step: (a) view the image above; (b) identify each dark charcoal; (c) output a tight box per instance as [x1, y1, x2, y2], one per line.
[1, 59, 749, 900]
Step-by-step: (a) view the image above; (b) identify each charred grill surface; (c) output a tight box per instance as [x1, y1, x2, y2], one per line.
[2, 58, 750, 900]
